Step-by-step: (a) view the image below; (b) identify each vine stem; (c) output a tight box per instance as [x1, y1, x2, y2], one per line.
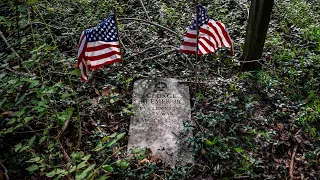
[118, 18, 180, 38]
[91, 147, 123, 180]
[114, 8, 127, 91]
[0, 30, 31, 74]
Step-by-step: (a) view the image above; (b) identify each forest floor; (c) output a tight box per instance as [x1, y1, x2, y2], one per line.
[0, 0, 319, 179]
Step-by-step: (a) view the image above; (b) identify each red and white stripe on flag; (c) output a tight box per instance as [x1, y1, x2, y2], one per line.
[180, 19, 234, 56]
[85, 41, 121, 69]
[77, 32, 121, 82]
[77, 31, 88, 82]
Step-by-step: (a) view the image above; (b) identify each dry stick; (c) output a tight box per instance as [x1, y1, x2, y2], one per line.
[0, 162, 9, 180]
[195, 0, 199, 85]
[22, 21, 70, 30]
[139, 0, 151, 21]
[232, 0, 249, 20]
[0, 31, 31, 74]
[119, 38, 128, 52]
[118, 18, 180, 38]
[56, 113, 72, 140]
[3, 67, 35, 77]
[290, 144, 298, 180]
[140, 49, 177, 64]
[114, 8, 127, 91]
[91, 147, 124, 180]
[125, 46, 159, 60]
[164, 45, 194, 69]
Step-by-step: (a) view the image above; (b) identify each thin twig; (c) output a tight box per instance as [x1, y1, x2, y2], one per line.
[22, 21, 70, 30]
[119, 38, 127, 52]
[0, 31, 31, 74]
[56, 113, 72, 140]
[15, 126, 58, 134]
[0, 162, 9, 180]
[231, 0, 249, 20]
[140, 49, 177, 63]
[3, 67, 35, 77]
[118, 18, 180, 38]
[125, 46, 159, 60]
[91, 147, 124, 180]
[164, 45, 194, 69]
[290, 144, 298, 180]
[82, 70, 97, 86]
[139, 0, 151, 21]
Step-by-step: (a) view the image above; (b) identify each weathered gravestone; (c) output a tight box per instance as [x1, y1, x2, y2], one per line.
[128, 78, 193, 166]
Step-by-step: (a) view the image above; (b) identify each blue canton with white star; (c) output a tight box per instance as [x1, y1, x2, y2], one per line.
[189, 5, 209, 30]
[85, 15, 118, 42]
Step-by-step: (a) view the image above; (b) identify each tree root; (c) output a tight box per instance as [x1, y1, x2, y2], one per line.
[290, 144, 298, 180]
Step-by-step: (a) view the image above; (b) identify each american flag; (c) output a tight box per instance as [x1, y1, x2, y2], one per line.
[180, 5, 234, 56]
[78, 14, 121, 81]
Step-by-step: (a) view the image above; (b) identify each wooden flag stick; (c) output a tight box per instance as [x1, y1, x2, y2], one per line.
[195, 0, 199, 85]
[113, 8, 127, 90]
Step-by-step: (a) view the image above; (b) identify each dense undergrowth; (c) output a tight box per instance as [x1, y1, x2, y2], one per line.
[0, 0, 319, 179]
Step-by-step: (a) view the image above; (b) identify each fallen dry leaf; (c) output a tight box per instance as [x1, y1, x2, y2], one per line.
[102, 86, 111, 96]
[95, 89, 100, 95]
[139, 158, 149, 164]
[1, 111, 13, 117]
[277, 123, 285, 131]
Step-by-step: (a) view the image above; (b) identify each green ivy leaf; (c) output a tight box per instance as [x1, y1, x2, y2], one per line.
[27, 0, 38, 5]
[26, 156, 41, 163]
[105, 139, 117, 147]
[75, 164, 95, 180]
[26, 164, 39, 172]
[117, 160, 129, 170]
[29, 135, 36, 145]
[71, 69, 81, 76]
[61, 93, 71, 99]
[19, 145, 30, 152]
[103, 165, 114, 172]
[14, 143, 22, 152]
[43, 129, 49, 135]
[39, 136, 47, 144]
[116, 132, 126, 140]
[234, 147, 244, 153]
[7, 118, 16, 125]
[82, 154, 91, 161]
[29, 80, 40, 88]
[77, 161, 87, 169]
[97, 174, 109, 180]
[68, 166, 76, 173]
[24, 116, 34, 123]
[46, 169, 57, 177]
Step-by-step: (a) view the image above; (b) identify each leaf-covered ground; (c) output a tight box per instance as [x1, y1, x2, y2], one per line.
[0, 0, 319, 179]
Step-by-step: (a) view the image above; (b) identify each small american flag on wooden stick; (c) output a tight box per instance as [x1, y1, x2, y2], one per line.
[180, 5, 234, 56]
[78, 14, 121, 82]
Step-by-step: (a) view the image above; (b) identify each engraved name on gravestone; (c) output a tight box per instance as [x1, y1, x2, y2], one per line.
[128, 78, 193, 166]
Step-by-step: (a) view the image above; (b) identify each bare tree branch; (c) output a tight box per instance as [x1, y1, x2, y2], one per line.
[118, 18, 181, 38]
[0, 31, 31, 74]
[139, 0, 151, 21]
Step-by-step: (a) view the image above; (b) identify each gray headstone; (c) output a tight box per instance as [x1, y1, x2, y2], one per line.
[128, 78, 193, 166]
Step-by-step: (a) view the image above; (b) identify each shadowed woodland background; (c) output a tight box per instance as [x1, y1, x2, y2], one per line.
[0, 0, 319, 179]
